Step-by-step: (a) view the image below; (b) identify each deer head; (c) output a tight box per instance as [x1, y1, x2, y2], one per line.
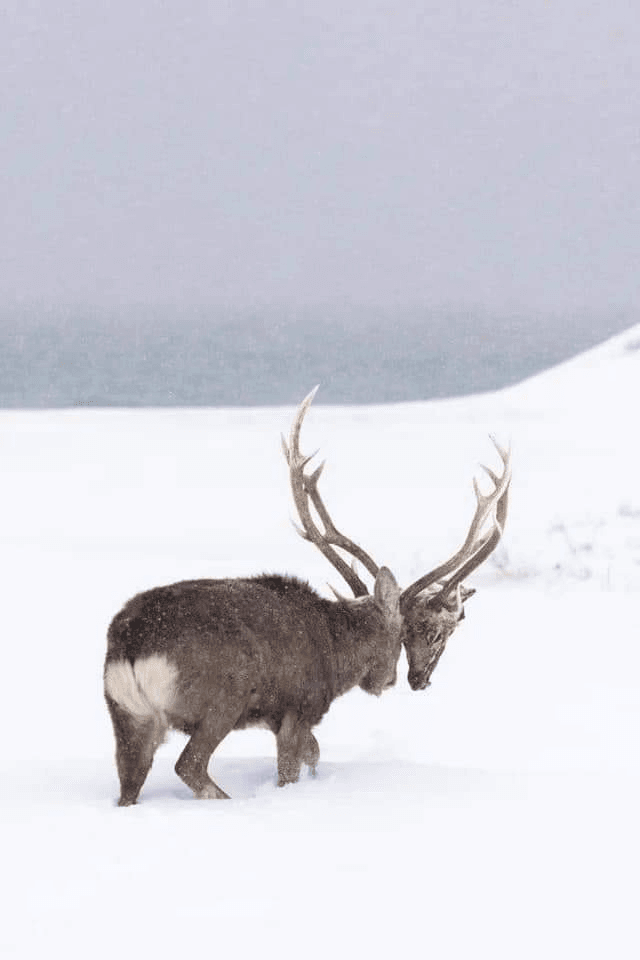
[282, 387, 511, 692]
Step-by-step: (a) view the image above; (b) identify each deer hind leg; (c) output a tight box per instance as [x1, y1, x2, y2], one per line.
[174, 708, 241, 800]
[106, 695, 167, 807]
[276, 713, 320, 786]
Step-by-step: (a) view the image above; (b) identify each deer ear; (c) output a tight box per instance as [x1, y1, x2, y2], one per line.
[460, 586, 476, 602]
[373, 567, 401, 614]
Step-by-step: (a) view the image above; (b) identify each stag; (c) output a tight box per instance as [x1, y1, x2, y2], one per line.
[104, 388, 510, 805]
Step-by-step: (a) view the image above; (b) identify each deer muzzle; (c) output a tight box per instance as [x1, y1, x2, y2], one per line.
[408, 670, 432, 691]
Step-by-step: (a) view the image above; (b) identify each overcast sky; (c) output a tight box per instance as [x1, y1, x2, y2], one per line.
[2, 1, 639, 315]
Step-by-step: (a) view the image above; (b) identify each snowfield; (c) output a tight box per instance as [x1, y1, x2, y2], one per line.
[1, 325, 639, 959]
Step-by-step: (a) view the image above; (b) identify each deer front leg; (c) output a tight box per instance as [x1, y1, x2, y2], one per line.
[299, 729, 319, 775]
[276, 713, 320, 786]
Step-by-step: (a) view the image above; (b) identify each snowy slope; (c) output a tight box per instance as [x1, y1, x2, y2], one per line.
[1, 325, 639, 959]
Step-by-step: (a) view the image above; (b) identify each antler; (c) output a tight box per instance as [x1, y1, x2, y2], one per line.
[282, 386, 380, 598]
[399, 437, 511, 613]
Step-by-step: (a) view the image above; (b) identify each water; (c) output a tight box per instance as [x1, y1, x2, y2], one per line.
[0, 306, 635, 407]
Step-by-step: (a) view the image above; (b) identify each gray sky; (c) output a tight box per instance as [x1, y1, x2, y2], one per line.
[2, 1, 639, 314]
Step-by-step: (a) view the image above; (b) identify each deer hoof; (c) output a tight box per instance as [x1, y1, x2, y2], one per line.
[195, 784, 230, 800]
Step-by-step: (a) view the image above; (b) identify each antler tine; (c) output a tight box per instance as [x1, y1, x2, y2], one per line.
[399, 437, 512, 613]
[285, 387, 380, 598]
[434, 482, 510, 602]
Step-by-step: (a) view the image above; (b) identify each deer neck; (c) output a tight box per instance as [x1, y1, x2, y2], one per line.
[327, 599, 380, 695]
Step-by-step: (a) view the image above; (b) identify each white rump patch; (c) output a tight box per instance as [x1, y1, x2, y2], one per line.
[105, 655, 178, 720]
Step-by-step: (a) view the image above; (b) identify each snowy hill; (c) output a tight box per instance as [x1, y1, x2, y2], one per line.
[1, 325, 639, 959]
[482, 321, 640, 588]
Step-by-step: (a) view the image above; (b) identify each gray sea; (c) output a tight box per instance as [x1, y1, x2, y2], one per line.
[0, 306, 635, 408]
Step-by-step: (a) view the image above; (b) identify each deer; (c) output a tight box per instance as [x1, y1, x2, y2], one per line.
[104, 388, 510, 805]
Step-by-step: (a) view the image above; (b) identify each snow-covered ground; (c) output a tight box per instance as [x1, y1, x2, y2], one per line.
[2, 325, 639, 958]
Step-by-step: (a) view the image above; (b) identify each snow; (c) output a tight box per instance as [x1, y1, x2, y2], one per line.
[1, 325, 640, 958]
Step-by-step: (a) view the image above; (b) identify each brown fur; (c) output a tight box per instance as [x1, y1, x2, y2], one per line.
[104, 570, 401, 804]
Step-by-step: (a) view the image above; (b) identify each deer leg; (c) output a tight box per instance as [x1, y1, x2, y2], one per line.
[106, 696, 167, 807]
[174, 708, 239, 800]
[299, 729, 320, 776]
[276, 713, 302, 786]
[276, 713, 319, 786]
